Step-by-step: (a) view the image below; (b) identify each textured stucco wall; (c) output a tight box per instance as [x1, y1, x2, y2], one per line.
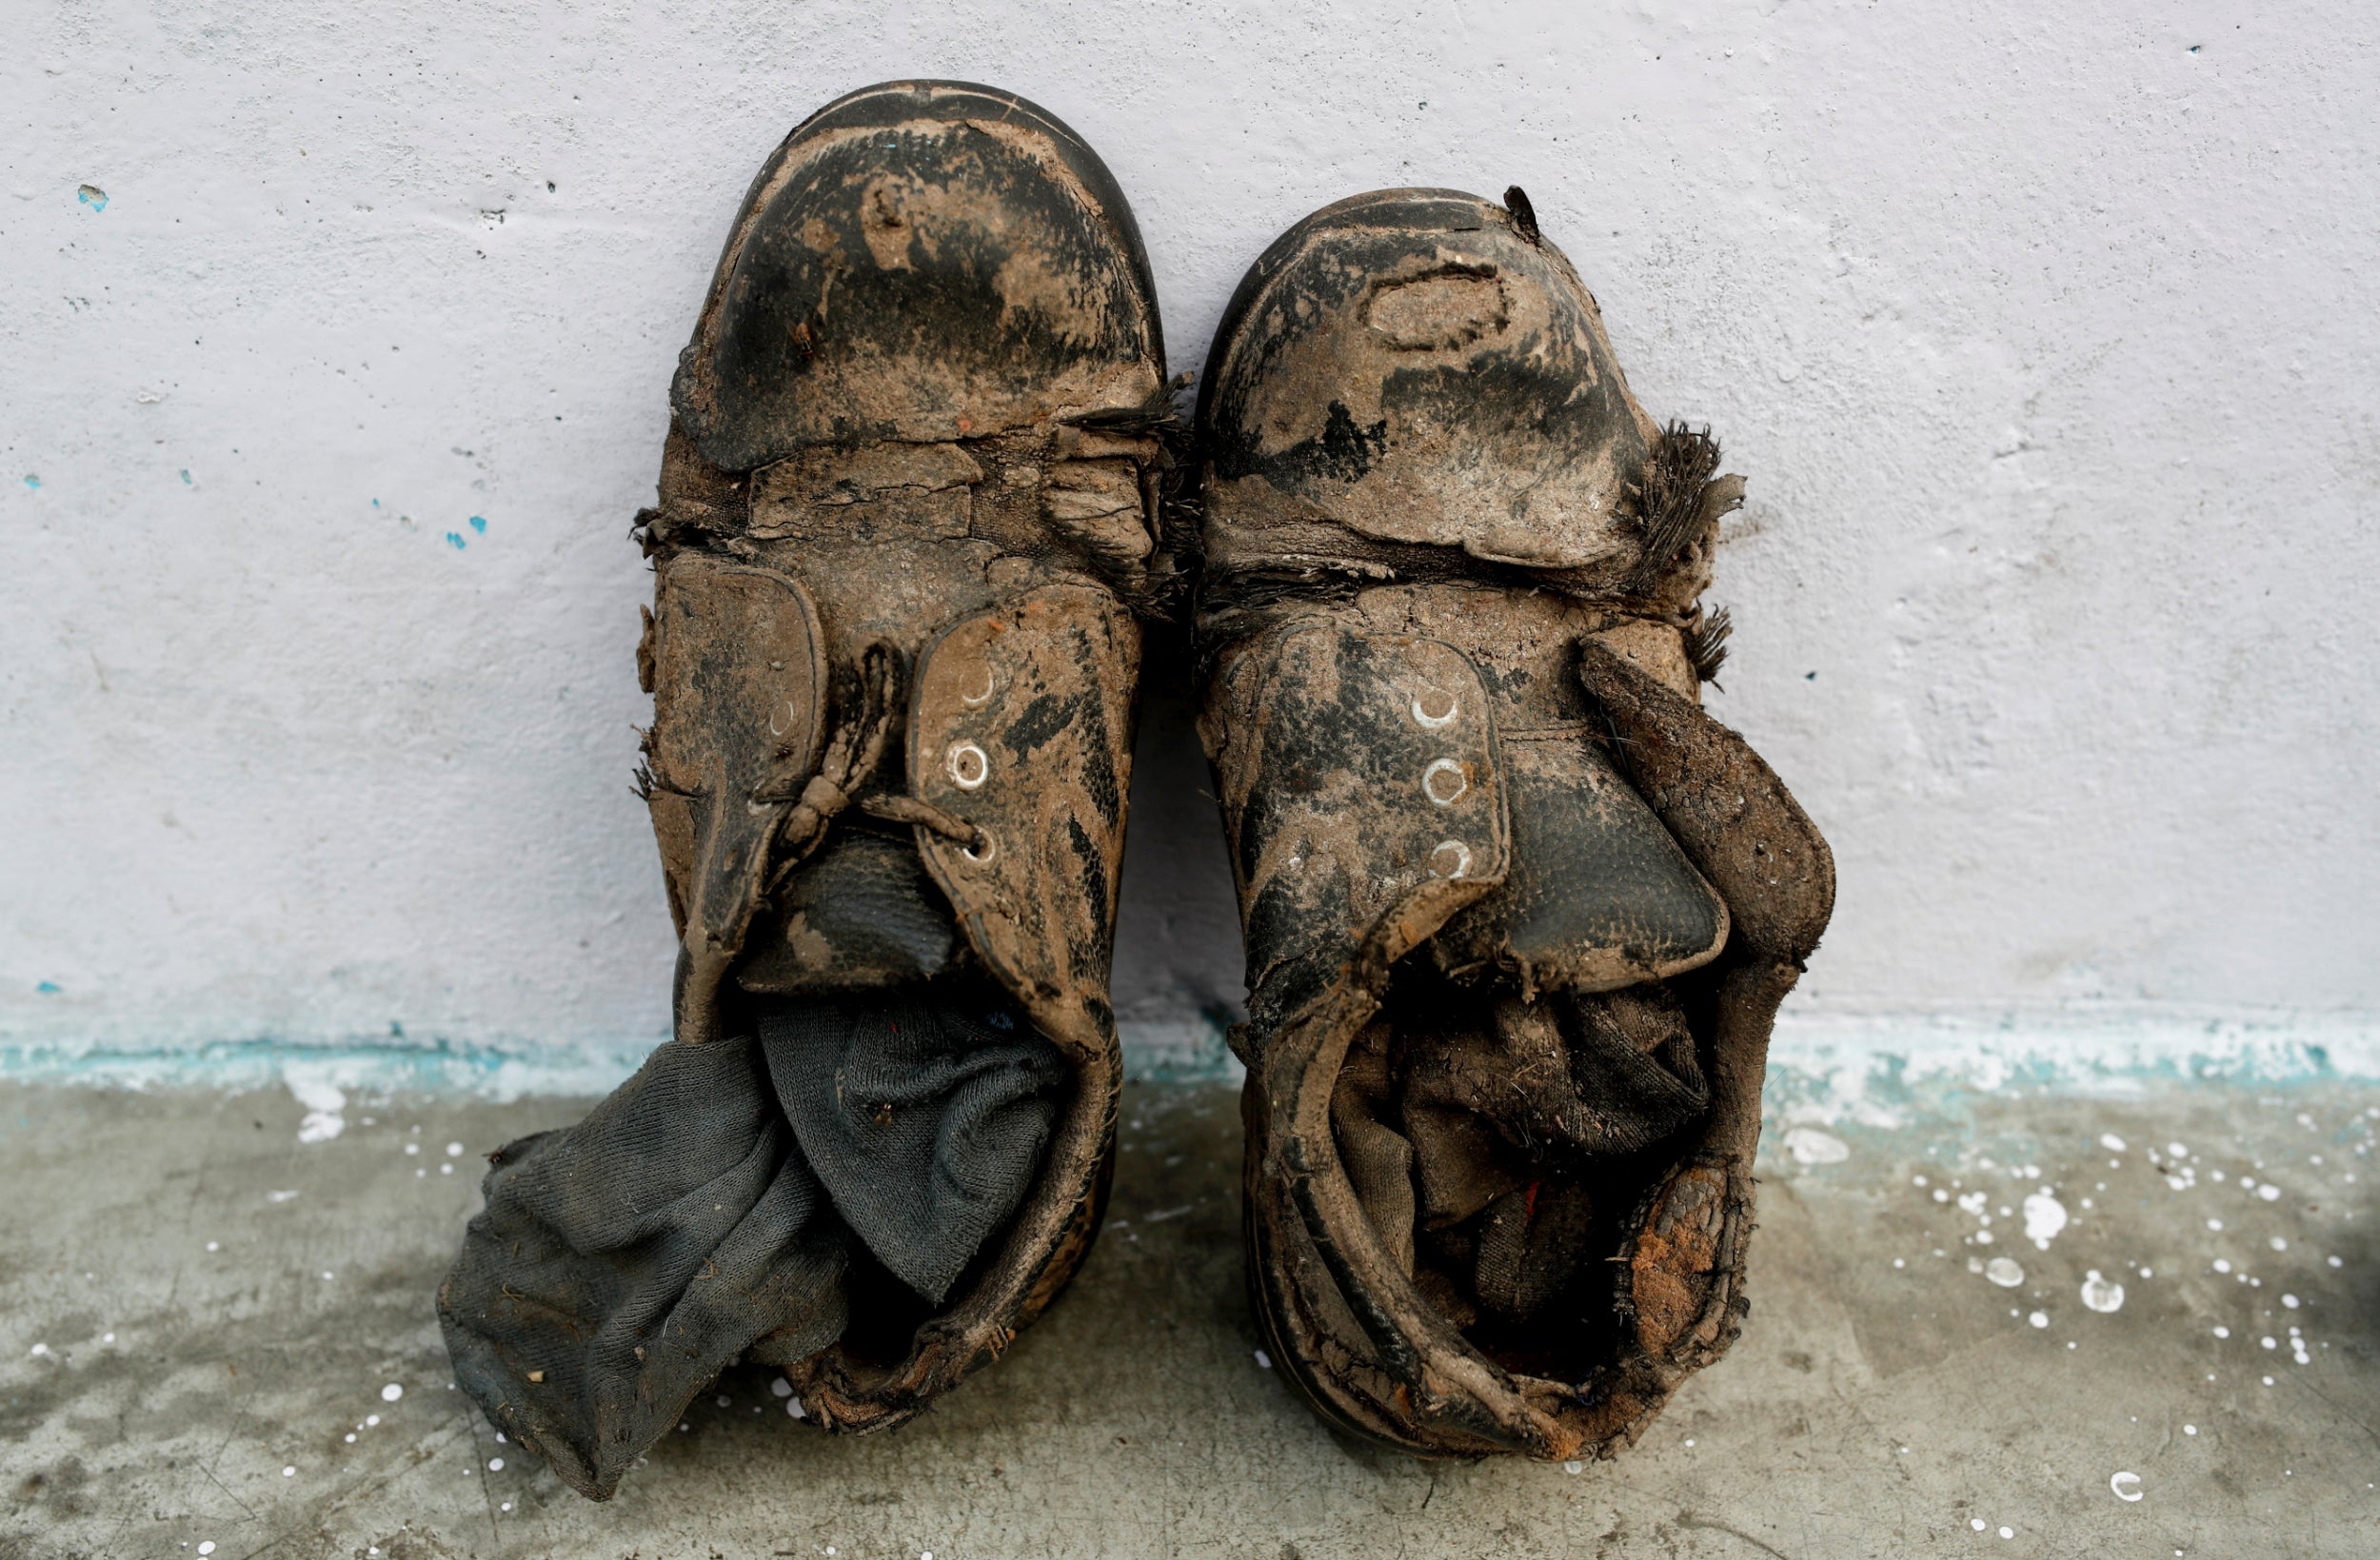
[6, 0, 2376, 1060]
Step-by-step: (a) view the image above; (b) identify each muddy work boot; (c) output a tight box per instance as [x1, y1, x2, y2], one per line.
[1194, 188, 1835, 1459]
[438, 81, 1182, 1499]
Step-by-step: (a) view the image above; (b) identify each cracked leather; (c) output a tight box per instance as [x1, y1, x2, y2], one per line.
[1197, 188, 1836, 1461]
[657, 82, 1170, 1436]
[907, 583, 1139, 1061]
[451, 80, 1171, 1456]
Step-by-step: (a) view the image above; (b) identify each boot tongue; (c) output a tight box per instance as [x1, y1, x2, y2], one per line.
[738, 831, 962, 995]
[1428, 731, 1729, 997]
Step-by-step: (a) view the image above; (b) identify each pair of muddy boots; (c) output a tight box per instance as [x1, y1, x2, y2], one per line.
[438, 80, 1835, 1498]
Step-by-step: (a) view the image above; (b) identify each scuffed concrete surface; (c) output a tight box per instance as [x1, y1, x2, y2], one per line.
[5, 1076, 2378, 1558]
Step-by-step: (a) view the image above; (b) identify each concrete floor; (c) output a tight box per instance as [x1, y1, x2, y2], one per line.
[3, 1070, 2377, 1559]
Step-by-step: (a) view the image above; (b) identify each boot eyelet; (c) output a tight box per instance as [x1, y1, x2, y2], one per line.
[948, 741, 990, 789]
[1422, 758, 1468, 806]
[1429, 839, 1472, 879]
[962, 832, 998, 864]
[1411, 689, 1458, 728]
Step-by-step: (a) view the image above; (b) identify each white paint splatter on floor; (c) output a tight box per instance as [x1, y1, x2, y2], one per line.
[2080, 1271, 2125, 1313]
[2022, 1190, 2067, 1249]
[288, 1074, 348, 1144]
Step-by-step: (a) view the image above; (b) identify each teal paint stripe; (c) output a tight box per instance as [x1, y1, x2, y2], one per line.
[0, 1036, 660, 1101]
[4, 1014, 2375, 1100]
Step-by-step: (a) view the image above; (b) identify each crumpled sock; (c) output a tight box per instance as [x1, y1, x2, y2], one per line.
[438, 990, 1063, 1500]
[764, 990, 1067, 1303]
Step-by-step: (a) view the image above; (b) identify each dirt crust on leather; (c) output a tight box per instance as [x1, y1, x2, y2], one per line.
[1195, 187, 1835, 1460]
[440, 80, 1172, 1499]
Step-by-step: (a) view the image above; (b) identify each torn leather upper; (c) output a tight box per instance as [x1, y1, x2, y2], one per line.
[1198, 188, 1654, 579]
[445, 82, 1172, 1491]
[1195, 187, 1834, 1463]
[675, 81, 1163, 466]
[1200, 619, 1511, 1029]
[647, 84, 1167, 1437]
[907, 583, 1140, 1060]
[638, 554, 831, 971]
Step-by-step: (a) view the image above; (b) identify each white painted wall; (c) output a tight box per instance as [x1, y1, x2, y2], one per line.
[7, 0, 2377, 1063]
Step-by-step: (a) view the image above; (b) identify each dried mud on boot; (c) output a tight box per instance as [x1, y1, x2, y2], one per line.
[438, 81, 1178, 1500]
[1194, 187, 1835, 1460]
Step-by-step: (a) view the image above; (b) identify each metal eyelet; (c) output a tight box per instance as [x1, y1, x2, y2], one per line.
[1422, 758, 1468, 806]
[947, 741, 990, 790]
[1411, 688, 1458, 728]
[1429, 839, 1473, 879]
[962, 831, 997, 864]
